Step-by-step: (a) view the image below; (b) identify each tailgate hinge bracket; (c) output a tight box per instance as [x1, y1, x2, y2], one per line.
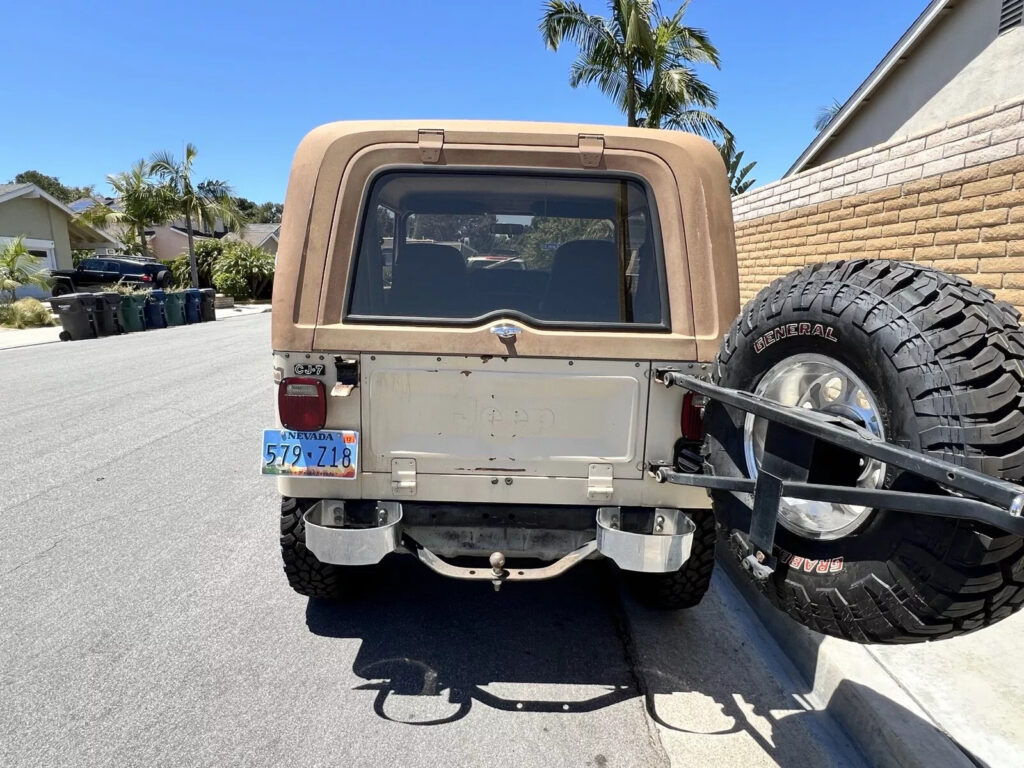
[418, 129, 444, 163]
[587, 463, 614, 501]
[578, 134, 605, 168]
[391, 458, 417, 496]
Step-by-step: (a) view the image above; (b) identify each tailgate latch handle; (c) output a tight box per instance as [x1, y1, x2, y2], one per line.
[331, 356, 359, 397]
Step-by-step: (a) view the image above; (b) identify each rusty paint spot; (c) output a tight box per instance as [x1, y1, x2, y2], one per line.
[480, 356, 493, 363]
[460, 370, 472, 377]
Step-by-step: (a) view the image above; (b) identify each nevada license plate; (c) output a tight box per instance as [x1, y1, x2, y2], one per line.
[261, 429, 358, 478]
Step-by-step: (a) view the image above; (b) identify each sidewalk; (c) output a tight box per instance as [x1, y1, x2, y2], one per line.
[719, 553, 1023, 768]
[0, 303, 270, 351]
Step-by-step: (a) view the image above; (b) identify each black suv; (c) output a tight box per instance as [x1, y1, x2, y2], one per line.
[51, 257, 172, 295]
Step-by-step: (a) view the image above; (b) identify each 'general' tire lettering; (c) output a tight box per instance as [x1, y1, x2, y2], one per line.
[753, 322, 837, 353]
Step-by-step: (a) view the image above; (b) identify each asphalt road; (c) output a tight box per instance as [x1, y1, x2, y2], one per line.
[1, 315, 864, 768]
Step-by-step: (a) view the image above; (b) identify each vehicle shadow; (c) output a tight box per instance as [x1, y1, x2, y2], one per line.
[304, 557, 976, 766]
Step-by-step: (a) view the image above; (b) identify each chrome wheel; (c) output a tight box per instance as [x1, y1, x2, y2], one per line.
[742, 354, 886, 540]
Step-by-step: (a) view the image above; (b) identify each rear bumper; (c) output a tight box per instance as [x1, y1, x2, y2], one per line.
[302, 501, 696, 578]
[278, 471, 712, 509]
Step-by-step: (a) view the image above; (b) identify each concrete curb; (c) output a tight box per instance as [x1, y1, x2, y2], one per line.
[716, 552, 975, 768]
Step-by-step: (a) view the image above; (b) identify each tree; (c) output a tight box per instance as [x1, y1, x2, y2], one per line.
[0, 236, 53, 302]
[13, 171, 93, 204]
[637, 6, 727, 139]
[815, 98, 843, 132]
[540, 0, 726, 138]
[150, 144, 246, 288]
[716, 138, 757, 196]
[234, 197, 283, 224]
[77, 160, 176, 257]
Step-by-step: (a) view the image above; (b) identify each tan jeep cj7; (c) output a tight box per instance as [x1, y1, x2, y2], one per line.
[266, 121, 1024, 645]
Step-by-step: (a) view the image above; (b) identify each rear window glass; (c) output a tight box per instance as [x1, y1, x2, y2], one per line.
[346, 171, 665, 327]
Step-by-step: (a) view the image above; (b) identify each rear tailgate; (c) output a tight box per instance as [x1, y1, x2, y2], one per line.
[361, 354, 650, 479]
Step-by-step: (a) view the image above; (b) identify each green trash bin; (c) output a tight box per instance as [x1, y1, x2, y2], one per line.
[164, 290, 187, 326]
[120, 293, 147, 332]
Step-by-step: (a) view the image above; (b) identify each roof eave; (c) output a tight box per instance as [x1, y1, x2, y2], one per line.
[786, 0, 955, 177]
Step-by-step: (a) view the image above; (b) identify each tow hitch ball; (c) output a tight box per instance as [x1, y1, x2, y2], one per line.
[489, 551, 509, 592]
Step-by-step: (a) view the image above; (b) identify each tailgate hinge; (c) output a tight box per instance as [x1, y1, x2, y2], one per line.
[392, 458, 417, 496]
[587, 463, 614, 501]
[418, 129, 444, 163]
[578, 133, 605, 168]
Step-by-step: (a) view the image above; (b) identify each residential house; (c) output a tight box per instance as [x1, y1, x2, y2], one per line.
[732, 0, 1024, 311]
[0, 183, 119, 297]
[221, 223, 280, 255]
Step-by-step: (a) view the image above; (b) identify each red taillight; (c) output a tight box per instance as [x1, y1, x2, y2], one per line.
[278, 377, 326, 431]
[140, 274, 153, 282]
[680, 392, 705, 441]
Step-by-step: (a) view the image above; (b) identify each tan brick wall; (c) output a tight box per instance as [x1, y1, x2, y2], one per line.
[733, 98, 1024, 312]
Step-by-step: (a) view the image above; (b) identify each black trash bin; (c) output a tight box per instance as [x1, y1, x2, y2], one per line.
[93, 292, 123, 336]
[49, 293, 98, 341]
[199, 288, 216, 322]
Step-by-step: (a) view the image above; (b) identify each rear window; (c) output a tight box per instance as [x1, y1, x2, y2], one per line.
[346, 171, 666, 327]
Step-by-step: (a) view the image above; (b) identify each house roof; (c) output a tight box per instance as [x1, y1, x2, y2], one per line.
[787, 0, 956, 176]
[0, 183, 118, 246]
[223, 222, 280, 248]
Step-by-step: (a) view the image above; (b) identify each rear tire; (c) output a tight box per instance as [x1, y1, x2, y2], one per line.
[706, 259, 1024, 643]
[623, 509, 716, 609]
[280, 496, 345, 598]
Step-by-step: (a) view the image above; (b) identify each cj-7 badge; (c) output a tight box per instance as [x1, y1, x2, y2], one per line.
[754, 323, 837, 354]
[293, 363, 326, 376]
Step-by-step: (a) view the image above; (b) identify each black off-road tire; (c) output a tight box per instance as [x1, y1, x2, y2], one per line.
[280, 496, 345, 598]
[706, 259, 1024, 643]
[623, 509, 716, 609]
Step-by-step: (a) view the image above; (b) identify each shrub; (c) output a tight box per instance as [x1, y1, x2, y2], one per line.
[212, 242, 274, 299]
[172, 239, 224, 288]
[212, 270, 250, 300]
[1, 297, 56, 328]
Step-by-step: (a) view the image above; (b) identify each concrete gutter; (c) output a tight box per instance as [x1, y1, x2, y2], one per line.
[717, 551, 1003, 767]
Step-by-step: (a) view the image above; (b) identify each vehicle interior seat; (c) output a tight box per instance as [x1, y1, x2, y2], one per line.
[387, 243, 467, 317]
[539, 239, 622, 322]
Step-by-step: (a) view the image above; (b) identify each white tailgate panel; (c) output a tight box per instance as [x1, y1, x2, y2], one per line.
[362, 355, 650, 478]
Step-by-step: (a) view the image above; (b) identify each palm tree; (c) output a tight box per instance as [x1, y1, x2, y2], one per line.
[815, 99, 844, 132]
[150, 144, 246, 288]
[78, 160, 175, 257]
[540, 0, 725, 137]
[716, 137, 757, 196]
[637, 6, 726, 138]
[0, 236, 53, 302]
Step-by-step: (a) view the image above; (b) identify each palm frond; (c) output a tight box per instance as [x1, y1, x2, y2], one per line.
[539, 1, 613, 52]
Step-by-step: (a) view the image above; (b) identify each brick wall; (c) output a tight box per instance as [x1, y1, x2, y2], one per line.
[732, 97, 1024, 311]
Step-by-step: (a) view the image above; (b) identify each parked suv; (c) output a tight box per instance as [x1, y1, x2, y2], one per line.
[265, 121, 1024, 645]
[51, 257, 172, 295]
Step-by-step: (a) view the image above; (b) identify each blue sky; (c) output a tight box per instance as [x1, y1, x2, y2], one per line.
[2, 0, 924, 203]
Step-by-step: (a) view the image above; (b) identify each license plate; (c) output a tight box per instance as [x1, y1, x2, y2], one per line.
[261, 429, 358, 478]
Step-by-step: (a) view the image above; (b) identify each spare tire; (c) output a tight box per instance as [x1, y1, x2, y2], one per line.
[706, 259, 1024, 643]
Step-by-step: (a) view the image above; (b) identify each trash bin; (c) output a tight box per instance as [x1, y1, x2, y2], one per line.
[93, 292, 123, 336]
[144, 289, 168, 329]
[199, 288, 217, 322]
[49, 293, 98, 341]
[164, 290, 187, 326]
[184, 288, 203, 324]
[120, 293, 147, 333]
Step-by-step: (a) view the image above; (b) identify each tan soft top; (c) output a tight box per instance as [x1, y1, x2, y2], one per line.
[273, 120, 739, 361]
